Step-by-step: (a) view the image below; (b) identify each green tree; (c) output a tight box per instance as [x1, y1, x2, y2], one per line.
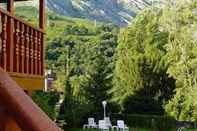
[111, 9, 175, 114]
[161, 0, 197, 121]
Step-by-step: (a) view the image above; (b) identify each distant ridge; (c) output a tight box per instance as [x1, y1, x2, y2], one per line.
[15, 0, 152, 26]
[46, 0, 151, 26]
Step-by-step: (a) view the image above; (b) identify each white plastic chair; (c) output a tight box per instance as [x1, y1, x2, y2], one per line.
[117, 120, 129, 131]
[112, 120, 129, 131]
[83, 118, 98, 129]
[99, 120, 109, 131]
[177, 127, 185, 131]
[104, 117, 112, 128]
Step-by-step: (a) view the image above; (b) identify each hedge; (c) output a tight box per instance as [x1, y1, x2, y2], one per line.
[110, 114, 176, 130]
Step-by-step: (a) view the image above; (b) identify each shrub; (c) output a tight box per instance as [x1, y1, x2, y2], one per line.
[110, 114, 176, 130]
[58, 96, 93, 129]
[32, 91, 60, 120]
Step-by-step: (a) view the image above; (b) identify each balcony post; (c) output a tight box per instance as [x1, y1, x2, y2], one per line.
[39, 0, 45, 76]
[7, 0, 14, 72]
[39, 0, 45, 30]
[7, 0, 14, 13]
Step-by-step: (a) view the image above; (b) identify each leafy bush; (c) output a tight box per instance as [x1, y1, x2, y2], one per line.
[64, 25, 90, 35]
[122, 95, 164, 115]
[58, 96, 93, 129]
[32, 91, 60, 120]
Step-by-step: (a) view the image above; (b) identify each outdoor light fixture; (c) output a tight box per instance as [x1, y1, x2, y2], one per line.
[102, 100, 107, 119]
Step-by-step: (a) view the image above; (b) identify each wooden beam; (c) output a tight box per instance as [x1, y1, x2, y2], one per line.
[39, 0, 45, 30]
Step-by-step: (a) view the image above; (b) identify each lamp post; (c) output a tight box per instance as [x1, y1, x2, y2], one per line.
[102, 101, 107, 119]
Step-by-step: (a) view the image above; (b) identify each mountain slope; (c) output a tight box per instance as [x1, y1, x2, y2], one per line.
[47, 0, 151, 26]
[15, 0, 152, 26]
[15, 6, 104, 42]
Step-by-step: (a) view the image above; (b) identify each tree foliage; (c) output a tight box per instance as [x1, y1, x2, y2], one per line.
[161, 0, 197, 121]
[46, 22, 119, 126]
[32, 91, 60, 120]
[111, 9, 175, 114]
[112, 0, 197, 121]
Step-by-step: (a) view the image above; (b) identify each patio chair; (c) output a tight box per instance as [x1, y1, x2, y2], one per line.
[177, 127, 185, 131]
[99, 120, 109, 131]
[83, 118, 98, 129]
[112, 120, 129, 131]
[104, 117, 112, 128]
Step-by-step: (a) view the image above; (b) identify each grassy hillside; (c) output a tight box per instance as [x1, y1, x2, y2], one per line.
[15, 6, 103, 42]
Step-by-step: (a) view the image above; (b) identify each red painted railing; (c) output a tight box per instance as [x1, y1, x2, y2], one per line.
[0, 67, 60, 131]
[0, 8, 44, 76]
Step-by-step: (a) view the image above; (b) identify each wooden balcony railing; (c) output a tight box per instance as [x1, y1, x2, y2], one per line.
[0, 8, 44, 90]
[0, 8, 44, 76]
